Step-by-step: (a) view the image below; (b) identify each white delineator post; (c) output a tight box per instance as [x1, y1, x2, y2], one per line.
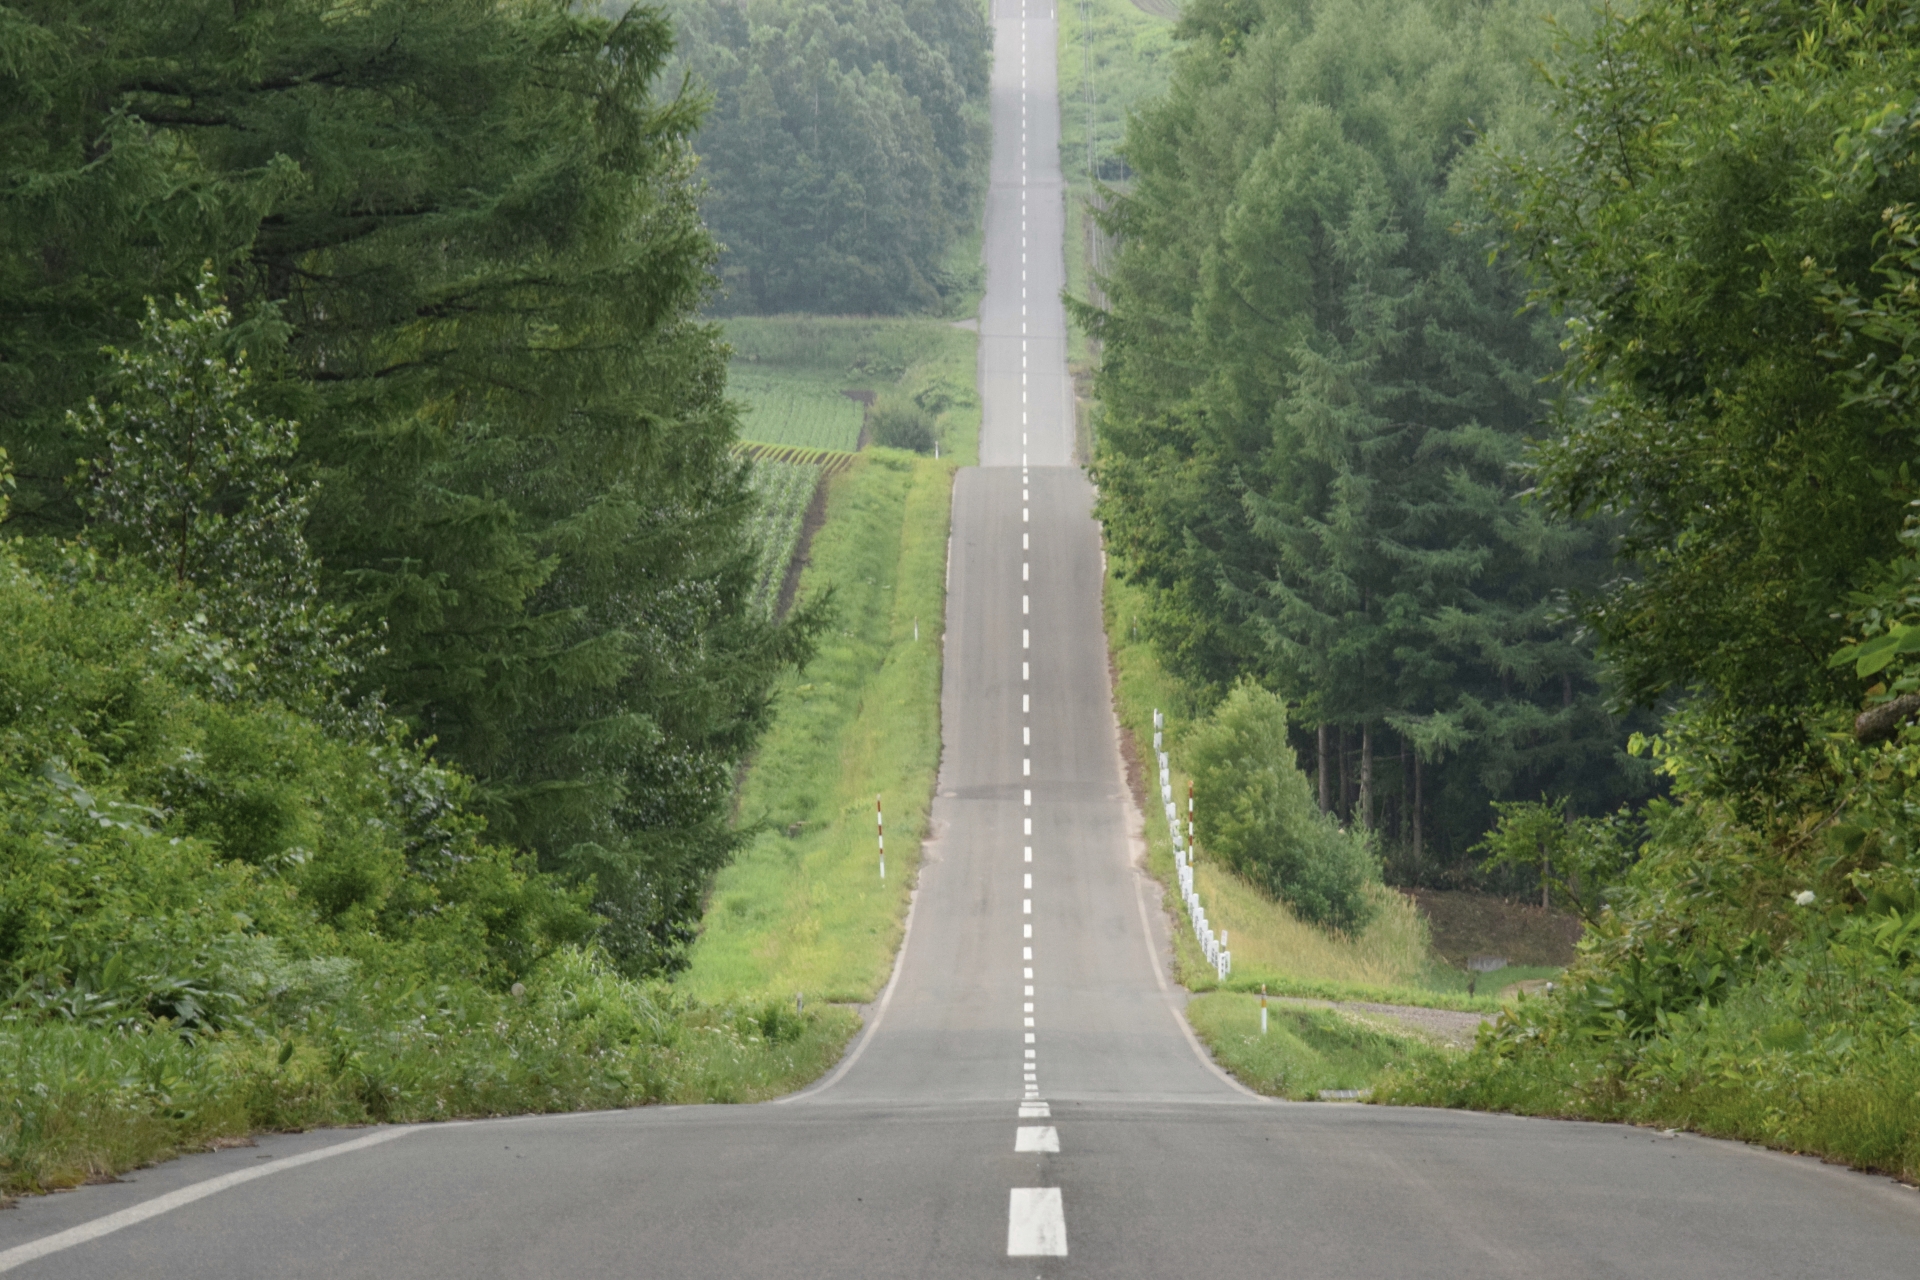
[1260, 983, 1269, 1035]
[877, 794, 885, 880]
[1154, 709, 1231, 982]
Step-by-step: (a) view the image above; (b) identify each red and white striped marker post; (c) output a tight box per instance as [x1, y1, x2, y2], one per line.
[877, 794, 885, 880]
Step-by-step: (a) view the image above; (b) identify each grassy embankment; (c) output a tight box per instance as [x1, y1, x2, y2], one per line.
[679, 315, 974, 1007]
[1105, 571, 1527, 1012]
[680, 450, 953, 1005]
[1102, 568, 1580, 1094]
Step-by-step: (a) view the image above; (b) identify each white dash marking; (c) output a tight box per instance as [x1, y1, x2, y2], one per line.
[1008, 1187, 1068, 1256]
[1015, 1126, 1061, 1154]
[1019, 1102, 1052, 1118]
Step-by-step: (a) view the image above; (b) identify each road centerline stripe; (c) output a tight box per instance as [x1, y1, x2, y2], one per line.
[1007, 1187, 1068, 1257]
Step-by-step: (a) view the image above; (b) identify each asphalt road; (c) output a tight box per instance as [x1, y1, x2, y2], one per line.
[3, 2, 1918, 1275]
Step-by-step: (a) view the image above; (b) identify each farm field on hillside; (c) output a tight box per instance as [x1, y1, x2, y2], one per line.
[744, 458, 823, 615]
[726, 316, 981, 465]
[731, 368, 864, 452]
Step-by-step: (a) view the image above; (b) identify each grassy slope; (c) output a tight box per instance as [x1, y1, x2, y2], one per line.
[681, 449, 954, 1004]
[1103, 569, 1517, 1012]
[1186, 994, 1440, 1098]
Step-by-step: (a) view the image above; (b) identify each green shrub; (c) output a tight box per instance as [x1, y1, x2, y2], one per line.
[867, 400, 937, 453]
[1185, 684, 1379, 932]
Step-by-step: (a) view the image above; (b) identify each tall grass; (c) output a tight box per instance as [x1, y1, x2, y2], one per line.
[0, 948, 859, 1198]
[680, 451, 954, 1003]
[1186, 994, 1440, 1098]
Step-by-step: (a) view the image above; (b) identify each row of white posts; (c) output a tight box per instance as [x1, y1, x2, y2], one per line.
[1155, 709, 1230, 981]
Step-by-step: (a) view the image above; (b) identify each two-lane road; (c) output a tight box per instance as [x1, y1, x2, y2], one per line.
[2, 1, 1918, 1274]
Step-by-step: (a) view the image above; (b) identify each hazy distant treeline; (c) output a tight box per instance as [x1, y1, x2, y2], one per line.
[667, 0, 991, 314]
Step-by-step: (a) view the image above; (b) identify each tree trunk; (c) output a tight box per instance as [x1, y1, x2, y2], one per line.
[1398, 734, 1410, 842]
[1412, 754, 1423, 865]
[1359, 723, 1373, 831]
[1338, 724, 1351, 822]
[1317, 722, 1330, 813]
[1856, 693, 1920, 744]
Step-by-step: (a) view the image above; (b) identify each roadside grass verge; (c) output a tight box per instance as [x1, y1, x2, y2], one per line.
[0, 948, 860, 1200]
[1186, 993, 1440, 1099]
[679, 450, 954, 1005]
[725, 316, 982, 465]
[1103, 568, 1529, 1015]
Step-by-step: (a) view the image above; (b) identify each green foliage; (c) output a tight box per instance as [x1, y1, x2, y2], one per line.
[0, 544, 855, 1192]
[867, 400, 938, 454]
[0, 0, 820, 975]
[1084, 0, 1645, 878]
[1186, 994, 1437, 1099]
[1475, 797, 1638, 924]
[1502, 0, 1920, 801]
[69, 273, 346, 699]
[0, 946, 860, 1195]
[0, 544, 589, 1010]
[668, 0, 990, 314]
[1186, 684, 1379, 932]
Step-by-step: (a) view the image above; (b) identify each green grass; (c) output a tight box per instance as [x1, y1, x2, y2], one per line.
[0, 947, 860, 1199]
[1186, 993, 1440, 1099]
[679, 450, 953, 1004]
[732, 369, 865, 452]
[1103, 566, 1543, 1015]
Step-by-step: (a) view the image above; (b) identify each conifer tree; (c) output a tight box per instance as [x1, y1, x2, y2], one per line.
[1088, 0, 1646, 873]
[0, 0, 816, 972]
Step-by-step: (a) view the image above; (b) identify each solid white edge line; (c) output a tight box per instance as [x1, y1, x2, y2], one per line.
[1109, 647, 1269, 1101]
[0, 1126, 419, 1273]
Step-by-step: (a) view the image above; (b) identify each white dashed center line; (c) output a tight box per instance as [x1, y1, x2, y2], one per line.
[1008, 1188, 1068, 1257]
[1015, 1127, 1061, 1154]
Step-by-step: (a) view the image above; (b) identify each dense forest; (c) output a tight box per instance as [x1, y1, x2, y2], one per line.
[1091, 0, 1920, 1175]
[662, 0, 990, 314]
[1, 0, 816, 980]
[1086, 0, 1646, 883]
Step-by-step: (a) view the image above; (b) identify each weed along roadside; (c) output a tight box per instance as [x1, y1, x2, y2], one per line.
[679, 450, 954, 1009]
